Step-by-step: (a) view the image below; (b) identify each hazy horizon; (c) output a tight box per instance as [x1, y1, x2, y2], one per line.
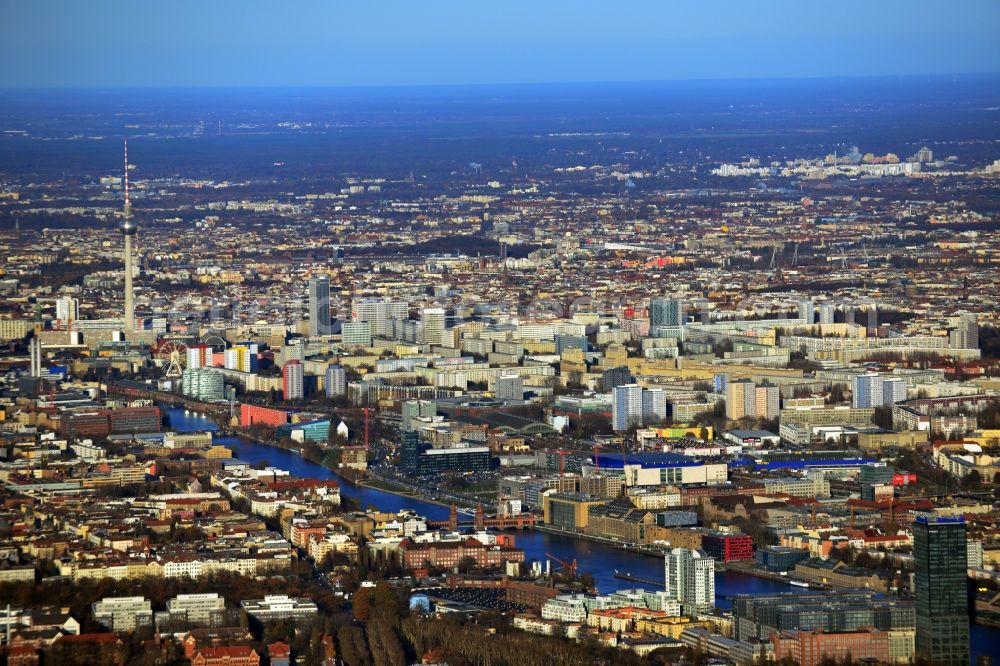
[2, 0, 999, 88]
[3, 71, 1000, 93]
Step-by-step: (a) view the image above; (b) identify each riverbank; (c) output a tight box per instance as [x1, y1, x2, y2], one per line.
[362, 469, 495, 512]
[535, 525, 668, 559]
[221, 426, 471, 511]
[220, 421, 366, 486]
[361, 477, 422, 497]
[210, 412, 490, 511]
[721, 562, 822, 589]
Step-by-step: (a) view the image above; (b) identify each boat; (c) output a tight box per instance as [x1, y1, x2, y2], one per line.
[612, 570, 664, 588]
[788, 580, 810, 588]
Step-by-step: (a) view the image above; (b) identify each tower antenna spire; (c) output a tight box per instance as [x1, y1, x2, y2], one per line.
[120, 139, 137, 333]
[124, 139, 131, 216]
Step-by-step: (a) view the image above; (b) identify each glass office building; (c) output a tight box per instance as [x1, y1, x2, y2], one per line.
[913, 514, 969, 666]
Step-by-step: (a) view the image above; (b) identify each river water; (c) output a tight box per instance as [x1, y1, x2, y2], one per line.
[165, 408, 999, 659]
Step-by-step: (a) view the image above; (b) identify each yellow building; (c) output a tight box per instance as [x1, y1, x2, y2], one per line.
[542, 493, 605, 531]
[642, 425, 713, 440]
[604, 343, 628, 368]
[0, 319, 32, 341]
[523, 341, 556, 355]
[586, 608, 637, 633]
[627, 358, 804, 382]
[726, 380, 753, 420]
[966, 430, 1000, 447]
[636, 616, 711, 639]
[201, 445, 234, 459]
[858, 430, 928, 452]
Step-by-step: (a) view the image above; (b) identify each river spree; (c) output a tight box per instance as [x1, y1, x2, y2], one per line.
[165, 408, 999, 659]
[165, 408, 787, 601]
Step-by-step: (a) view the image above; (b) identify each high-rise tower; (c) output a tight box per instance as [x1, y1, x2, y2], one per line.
[282, 360, 304, 401]
[664, 548, 715, 616]
[308, 276, 331, 337]
[913, 515, 969, 665]
[120, 140, 136, 333]
[650, 298, 682, 328]
[611, 383, 643, 432]
[420, 307, 446, 346]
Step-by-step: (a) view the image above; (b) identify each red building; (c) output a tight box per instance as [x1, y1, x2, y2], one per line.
[239, 404, 289, 428]
[190, 646, 260, 666]
[61, 410, 111, 438]
[60, 406, 161, 437]
[399, 537, 524, 571]
[51, 634, 125, 664]
[187, 344, 212, 369]
[109, 406, 161, 433]
[771, 628, 890, 666]
[282, 360, 304, 401]
[701, 531, 754, 562]
[846, 497, 935, 528]
[267, 642, 290, 666]
[6, 646, 39, 666]
[288, 519, 328, 549]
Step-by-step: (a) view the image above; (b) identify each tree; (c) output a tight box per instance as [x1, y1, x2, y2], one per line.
[337, 624, 372, 666]
[352, 586, 374, 622]
[263, 618, 297, 644]
[367, 616, 407, 666]
[826, 383, 847, 405]
[457, 555, 478, 574]
[574, 412, 612, 439]
[712, 339, 734, 358]
[960, 469, 982, 491]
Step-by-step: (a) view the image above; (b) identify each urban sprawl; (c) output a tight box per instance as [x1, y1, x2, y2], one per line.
[1, 136, 999, 666]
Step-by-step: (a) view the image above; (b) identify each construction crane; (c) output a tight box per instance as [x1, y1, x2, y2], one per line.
[554, 448, 568, 476]
[592, 442, 602, 476]
[545, 553, 578, 579]
[363, 407, 371, 451]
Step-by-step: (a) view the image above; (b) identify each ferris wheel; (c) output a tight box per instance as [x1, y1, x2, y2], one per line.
[155, 340, 188, 379]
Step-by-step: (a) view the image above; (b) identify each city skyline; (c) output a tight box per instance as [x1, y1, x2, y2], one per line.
[1, 3, 999, 664]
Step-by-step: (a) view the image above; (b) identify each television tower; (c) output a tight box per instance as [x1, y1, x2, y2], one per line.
[120, 140, 136, 334]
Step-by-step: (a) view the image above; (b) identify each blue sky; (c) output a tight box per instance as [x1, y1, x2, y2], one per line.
[2, 0, 999, 87]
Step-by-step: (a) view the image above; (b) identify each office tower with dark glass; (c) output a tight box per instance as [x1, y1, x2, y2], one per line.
[913, 515, 969, 666]
[308, 276, 331, 337]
